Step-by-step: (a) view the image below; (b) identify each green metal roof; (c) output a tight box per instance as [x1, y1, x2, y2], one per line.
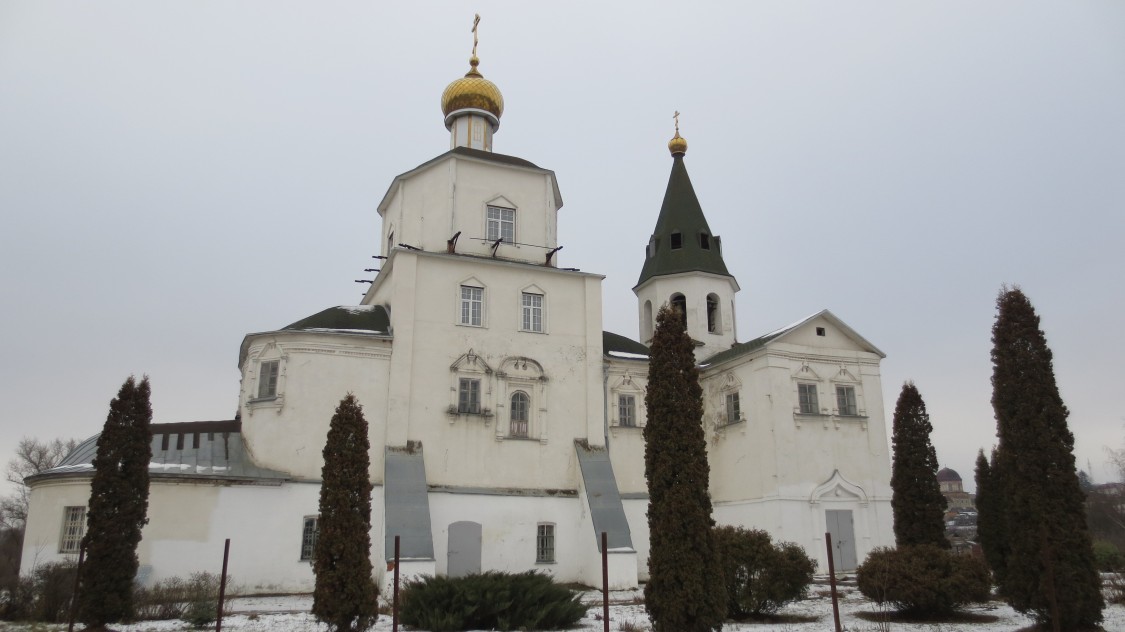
[283, 305, 391, 334]
[636, 154, 732, 287]
[602, 331, 649, 358]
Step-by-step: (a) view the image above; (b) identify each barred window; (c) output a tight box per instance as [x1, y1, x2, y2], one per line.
[536, 523, 555, 563]
[618, 394, 636, 427]
[510, 391, 529, 437]
[798, 383, 819, 414]
[300, 516, 319, 561]
[59, 506, 85, 554]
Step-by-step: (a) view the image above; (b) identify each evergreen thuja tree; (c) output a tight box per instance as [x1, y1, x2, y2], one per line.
[312, 394, 377, 632]
[974, 448, 1009, 583]
[990, 287, 1102, 629]
[643, 305, 725, 632]
[890, 382, 948, 548]
[78, 376, 153, 629]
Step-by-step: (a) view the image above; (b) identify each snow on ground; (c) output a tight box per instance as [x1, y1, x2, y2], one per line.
[2, 587, 1123, 632]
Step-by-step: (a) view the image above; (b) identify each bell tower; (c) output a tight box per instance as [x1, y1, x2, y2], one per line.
[633, 116, 740, 360]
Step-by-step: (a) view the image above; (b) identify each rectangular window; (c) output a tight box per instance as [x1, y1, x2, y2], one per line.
[522, 293, 543, 332]
[725, 392, 741, 424]
[59, 506, 86, 554]
[257, 360, 279, 399]
[618, 394, 636, 427]
[798, 383, 819, 414]
[459, 378, 481, 414]
[460, 285, 483, 326]
[536, 524, 555, 563]
[837, 385, 858, 416]
[486, 206, 515, 243]
[300, 516, 319, 561]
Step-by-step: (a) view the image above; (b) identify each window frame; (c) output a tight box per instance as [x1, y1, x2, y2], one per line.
[725, 392, 741, 424]
[510, 391, 530, 437]
[59, 506, 86, 554]
[459, 378, 482, 414]
[460, 285, 484, 327]
[836, 385, 858, 416]
[536, 523, 556, 564]
[300, 515, 319, 561]
[486, 206, 516, 243]
[618, 394, 637, 428]
[521, 292, 543, 333]
[798, 383, 820, 415]
[257, 359, 280, 400]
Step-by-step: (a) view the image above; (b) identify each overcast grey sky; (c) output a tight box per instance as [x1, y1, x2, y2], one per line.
[2, 1, 1123, 495]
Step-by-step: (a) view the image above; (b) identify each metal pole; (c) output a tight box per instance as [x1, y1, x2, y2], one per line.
[601, 531, 609, 632]
[67, 541, 86, 632]
[825, 532, 842, 632]
[216, 538, 230, 632]
[392, 535, 401, 632]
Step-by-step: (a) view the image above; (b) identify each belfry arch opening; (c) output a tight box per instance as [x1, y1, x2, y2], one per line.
[670, 293, 687, 329]
[706, 294, 720, 333]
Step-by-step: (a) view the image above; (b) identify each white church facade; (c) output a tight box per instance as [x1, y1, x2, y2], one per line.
[21, 30, 894, 594]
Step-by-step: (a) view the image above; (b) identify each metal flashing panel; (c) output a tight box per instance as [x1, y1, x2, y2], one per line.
[575, 443, 634, 551]
[384, 447, 435, 560]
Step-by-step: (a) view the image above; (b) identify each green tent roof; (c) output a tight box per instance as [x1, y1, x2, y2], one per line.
[636, 154, 732, 287]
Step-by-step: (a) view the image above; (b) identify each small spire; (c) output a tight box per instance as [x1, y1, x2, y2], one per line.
[668, 111, 688, 156]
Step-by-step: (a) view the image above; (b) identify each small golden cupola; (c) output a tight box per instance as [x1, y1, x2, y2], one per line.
[668, 110, 688, 156]
[442, 14, 504, 151]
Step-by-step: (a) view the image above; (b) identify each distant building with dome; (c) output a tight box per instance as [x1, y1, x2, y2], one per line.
[937, 467, 975, 510]
[20, 20, 895, 592]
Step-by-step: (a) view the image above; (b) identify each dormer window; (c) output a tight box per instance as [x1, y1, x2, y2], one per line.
[487, 206, 515, 243]
[700, 233, 710, 249]
[670, 232, 683, 249]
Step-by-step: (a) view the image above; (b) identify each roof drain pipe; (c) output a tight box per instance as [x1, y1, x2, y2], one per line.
[603, 362, 610, 449]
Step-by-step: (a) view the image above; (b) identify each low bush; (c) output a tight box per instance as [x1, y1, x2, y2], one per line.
[712, 526, 816, 618]
[133, 571, 232, 626]
[0, 560, 77, 622]
[1092, 540, 1123, 572]
[856, 545, 991, 617]
[399, 571, 586, 632]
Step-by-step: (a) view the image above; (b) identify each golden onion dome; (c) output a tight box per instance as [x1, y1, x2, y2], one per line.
[668, 131, 688, 156]
[441, 55, 504, 121]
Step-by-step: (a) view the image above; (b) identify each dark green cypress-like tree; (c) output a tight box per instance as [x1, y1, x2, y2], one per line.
[990, 287, 1102, 629]
[974, 448, 1009, 583]
[312, 394, 377, 632]
[643, 305, 726, 632]
[78, 376, 153, 629]
[889, 382, 948, 549]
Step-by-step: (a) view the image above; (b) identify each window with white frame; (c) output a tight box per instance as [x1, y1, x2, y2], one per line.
[510, 391, 530, 437]
[257, 360, 280, 399]
[836, 385, 858, 416]
[300, 515, 319, 561]
[725, 392, 741, 424]
[536, 523, 555, 563]
[486, 206, 515, 243]
[618, 394, 636, 427]
[59, 506, 85, 554]
[460, 285, 483, 326]
[798, 383, 819, 414]
[521, 292, 543, 332]
[459, 378, 482, 414]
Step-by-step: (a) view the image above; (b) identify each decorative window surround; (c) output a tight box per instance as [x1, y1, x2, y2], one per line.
[448, 349, 494, 422]
[495, 356, 547, 443]
[609, 371, 644, 434]
[247, 343, 287, 413]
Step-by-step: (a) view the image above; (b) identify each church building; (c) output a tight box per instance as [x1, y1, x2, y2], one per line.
[21, 25, 894, 593]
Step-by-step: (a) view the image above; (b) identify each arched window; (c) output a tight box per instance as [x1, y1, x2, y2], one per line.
[670, 294, 687, 330]
[706, 293, 720, 334]
[510, 391, 530, 437]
